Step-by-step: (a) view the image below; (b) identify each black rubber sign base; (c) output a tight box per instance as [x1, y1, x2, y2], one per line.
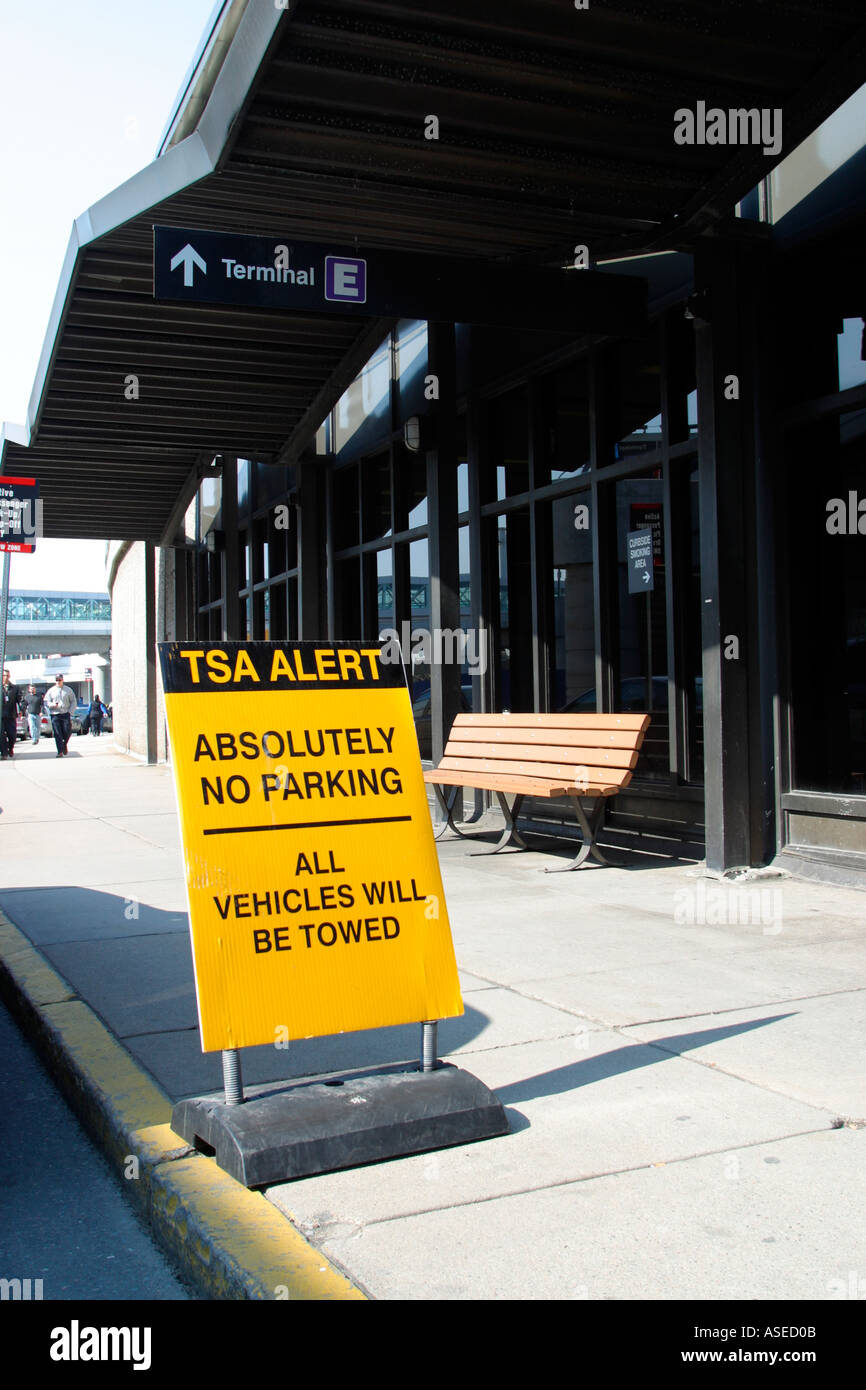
[171, 1062, 509, 1187]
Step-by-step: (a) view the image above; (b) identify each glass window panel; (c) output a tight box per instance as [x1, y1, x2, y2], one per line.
[611, 330, 663, 462]
[288, 576, 299, 640]
[269, 515, 288, 578]
[269, 582, 287, 640]
[363, 451, 392, 541]
[615, 472, 670, 778]
[332, 466, 360, 551]
[490, 388, 529, 501]
[200, 473, 222, 538]
[335, 557, 362, 638]
[253, 519, 267, 583]
[255, 461, 290, 506]
[540, 363, 591, 484]
[457, 462, 469, 514]
[237, 458, 250, 516]
[548, 492, 595, 711]
[334, 334, 392, 459]
[396, 319, 429, 420]
[492, 509, 533, 711]
[394, 442, 427, 532]
[788, 412, 866, 793]
[377, 548, 394, 630]
[208, 549, 222, 601]
[838, 318, 866, 391]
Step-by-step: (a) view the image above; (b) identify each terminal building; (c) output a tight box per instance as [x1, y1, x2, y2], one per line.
[2, 1, 865, 882]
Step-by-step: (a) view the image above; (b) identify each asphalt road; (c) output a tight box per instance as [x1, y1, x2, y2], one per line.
[0, 999, 193, 1301]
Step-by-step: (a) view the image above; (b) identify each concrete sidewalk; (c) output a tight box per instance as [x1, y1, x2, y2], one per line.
[1, 734, 864, 1300]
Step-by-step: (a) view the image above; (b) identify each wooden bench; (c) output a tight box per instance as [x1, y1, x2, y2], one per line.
[423, 712, 651, 870]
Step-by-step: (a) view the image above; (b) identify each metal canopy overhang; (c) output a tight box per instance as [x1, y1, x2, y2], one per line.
[3, 0, 866, 542]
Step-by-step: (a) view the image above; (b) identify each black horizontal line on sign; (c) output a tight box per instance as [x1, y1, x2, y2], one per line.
[202, 815, 413, 836]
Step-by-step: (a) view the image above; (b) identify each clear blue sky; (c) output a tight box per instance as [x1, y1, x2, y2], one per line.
[0, 0, 218, 590]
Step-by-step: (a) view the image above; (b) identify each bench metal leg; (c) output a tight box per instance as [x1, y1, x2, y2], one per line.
[469, 792, 529, 855]
[431, 784, 473, 841]
[543, 796, 608, 872]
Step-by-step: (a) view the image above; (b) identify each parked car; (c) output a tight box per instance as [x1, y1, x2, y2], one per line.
[560, 675, 703, 713]
[72, 702, 113, 734]
[16, 711, 51, 740]
[412, 683, 474, 760]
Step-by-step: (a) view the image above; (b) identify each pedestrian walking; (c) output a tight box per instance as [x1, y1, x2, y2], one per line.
[1, 669, 21, 759]
[22, 684, 45, 745]
[44, 674, 76, 757]
[88, 694, 107, 736]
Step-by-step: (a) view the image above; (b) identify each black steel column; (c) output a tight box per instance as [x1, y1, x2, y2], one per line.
[298, 456, 325, 639]
[590, 346, 617, 712]
[427, 322, 460, 765]
[144, 541, 158, 765]
[221, 457, 241, 641]
[694, 240, 773, 871]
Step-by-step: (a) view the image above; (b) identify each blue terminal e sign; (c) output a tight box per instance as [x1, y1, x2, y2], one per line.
[153, 226, 646, 334]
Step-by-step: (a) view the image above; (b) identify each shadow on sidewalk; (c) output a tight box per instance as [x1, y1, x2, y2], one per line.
[495, 1015, 796, 1105]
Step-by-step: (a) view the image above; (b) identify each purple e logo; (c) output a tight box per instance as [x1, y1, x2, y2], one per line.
[325, 256, 367, 304]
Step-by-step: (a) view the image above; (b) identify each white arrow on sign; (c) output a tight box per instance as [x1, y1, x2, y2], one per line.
[170, 244, 207, 287]
[643, 569, 651, 584]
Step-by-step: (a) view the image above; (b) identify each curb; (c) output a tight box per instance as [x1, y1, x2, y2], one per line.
[0, 912, 366, 1301]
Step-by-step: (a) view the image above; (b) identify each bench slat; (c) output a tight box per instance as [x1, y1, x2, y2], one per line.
[452, 713, 650, 733]
[444, 739, 639, 770]
[437, 754, 632, 787]
[423, 769, 570, 796]
[448, 725, 644, 751]
[423, 769, 620, 796]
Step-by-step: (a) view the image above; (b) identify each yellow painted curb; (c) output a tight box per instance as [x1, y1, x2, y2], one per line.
[0, 910, 367, 1301]
[151, 1156, 366, 1301]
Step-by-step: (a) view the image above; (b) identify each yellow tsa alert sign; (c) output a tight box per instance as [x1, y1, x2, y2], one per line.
[158, 641, 463, 1052]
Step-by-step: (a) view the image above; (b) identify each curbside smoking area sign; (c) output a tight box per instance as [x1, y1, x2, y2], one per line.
[158, 641, 463, 1052]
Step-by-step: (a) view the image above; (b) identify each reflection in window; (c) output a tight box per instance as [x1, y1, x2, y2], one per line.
[616, 473, 670, 778]
[612, 331, 663, 462]
[363, 452, 392, 541]
[396, 320, 429, 420]
[377, 549, 393, 631]
[788, 409, 866, 794]
[491, 388, 529, 500]
[200, 473, 222, 538]
[542, 363, 591, 483]
[334, 335, 391, 457]
[548, 493, 594, 710]
[237, 458, 250, 515]
[332, 466, 359, 550]
[184, 496, 197, 543]
[837, 318, 866, 392]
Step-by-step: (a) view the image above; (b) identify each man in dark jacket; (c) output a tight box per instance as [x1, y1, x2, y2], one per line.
[1, 670, 21, 759]
[88, 694, 107, 737]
